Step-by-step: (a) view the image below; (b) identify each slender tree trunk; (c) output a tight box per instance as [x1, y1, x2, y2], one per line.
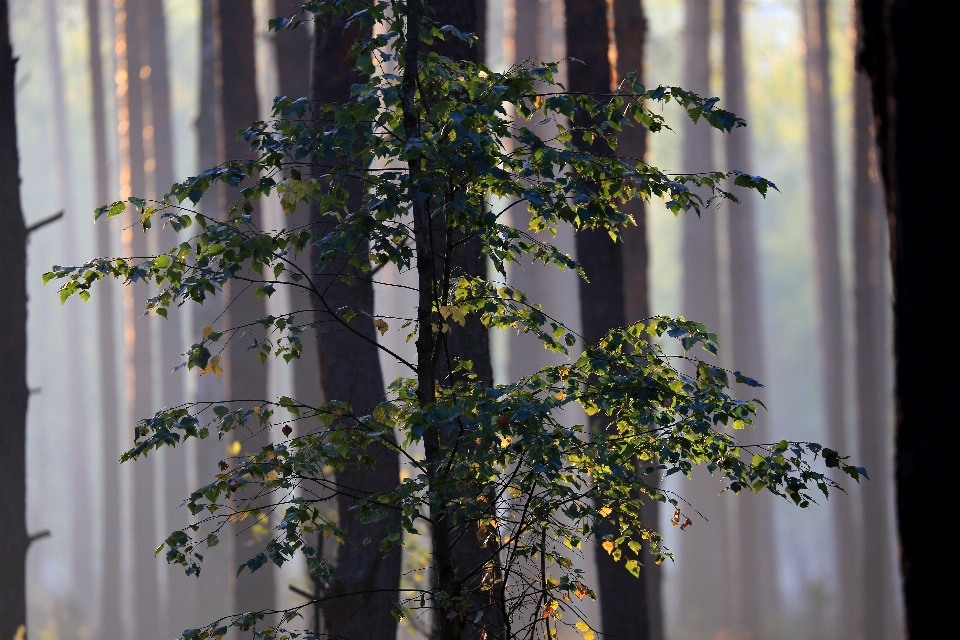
[86, 0, 125, 637]
[44, 0, 97, 626]
[0, 3, 29, 638]
[310, 14, 401, 640]
[140, 1, 190, 635]
[612, 1, 661, 639]
[191, 0, 236, 627]
[214, 0, 276, 616]
[852, 36, 897, 640]
[856, 1, 948, 636]
[802, 4, 859, 637]
[722, 0, 777, 635]
[116, 2, 162, 637]
[677, 1, 732, 635]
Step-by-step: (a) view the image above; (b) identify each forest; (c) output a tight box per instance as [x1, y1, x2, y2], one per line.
[0, 1, 948, 640]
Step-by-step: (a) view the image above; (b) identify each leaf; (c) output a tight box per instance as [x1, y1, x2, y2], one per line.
[601, 540, 614, 554]
[374, 318, 389, 335]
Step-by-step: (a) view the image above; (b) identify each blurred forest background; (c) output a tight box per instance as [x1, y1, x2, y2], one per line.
[9, 0, 900, 638]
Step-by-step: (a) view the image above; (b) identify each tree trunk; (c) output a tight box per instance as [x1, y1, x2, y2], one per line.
[0, 3, 29, 638]
[802, 4, 859, 638]
[676, 1, 733, 636]
[856, 1, 950, 636]
[116, 2, 162, 636]
[722, 0, 777, 635]
[310, 15, 401, 639]
[190, 0, 236, 628]
[141, 0, 190, 635]
[612, 1, 661, 639]
[86, 0, 125, 637]
[852, 36, 897, 640]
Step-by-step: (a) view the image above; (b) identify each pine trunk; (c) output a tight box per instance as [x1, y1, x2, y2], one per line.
[677, 1, 733, 635]
[0, 2, 29, 638]
[856, 0, 950, 636]
[802, 4, 859, 638]
[852, 43, 897, 640]
[214, 0, 275, 616]
[722, 0, 777, 634]
[310, 14, 401, 639]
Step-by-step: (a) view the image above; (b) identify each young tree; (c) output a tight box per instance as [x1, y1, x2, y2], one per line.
[0, 2, 29, 638]
[802, 3, 859, 635]
[856, 1, 950, 636]
[48, 2, 860, 639]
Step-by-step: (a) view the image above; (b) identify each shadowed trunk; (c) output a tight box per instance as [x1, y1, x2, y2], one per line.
[856, 1, 948, 636]
[310, 14, 401, 639]
[676, 1, 732, 635]
[612, 1, 661, 638]
[852, 35, 897, 640]
[802, 4, 859, 638]
[214, 0, 276, 616]
[86, 0, 124, 636]
[722, 0, 777, 635]
[0, 2, 29, 638]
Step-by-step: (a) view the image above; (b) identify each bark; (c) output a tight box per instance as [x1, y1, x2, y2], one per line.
[117, 2, 162, 636]
[801, 4, 859, 637]
[0, 3, 29, 638]
[856, 1, 950, 636]
[676, 1, 732, 635]
[310, 14, 401, 639]
[852, 40, 897, 640]
[86, 0, 124, 636]
[722, 0, 777, 634]
[191, 0, 236, 627]
[214, 0, 276, 615]
[140, 0, 191, 635]
[612, 1, 662, 638]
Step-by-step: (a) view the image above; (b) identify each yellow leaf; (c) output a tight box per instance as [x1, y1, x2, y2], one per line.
[227, 440, 242, 456]
[554, 392, 566, 400]
[598, 506, 612, 518]
[584, 632, 596, 640]
[253, 406, 261, 414]
[601, 540, 614, 554]
[575, 621, 589, 632]
[374, 318, 389, 335]
[202, 326, 215, 339]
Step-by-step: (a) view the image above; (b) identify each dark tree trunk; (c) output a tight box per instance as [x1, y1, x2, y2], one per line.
[722, 0, 777, 634]
[856, 1, 951, 637]
[310, 15, 401, 640]
[190, 0, 236, 627]
[676, 1, 732, 635]
[852, 34, 897, 640]
[214, 0, 275, 616]
[117, 2, 162, 636]
[612, 1, 661, 639]
[86, 0, 124, 636]
[0, 3, 29, 639]
[802, 4, 860, 637]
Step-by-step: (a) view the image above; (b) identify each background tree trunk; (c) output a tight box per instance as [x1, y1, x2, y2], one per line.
[612, 0, 661, 638]
[856, 1, 950, 636]
[86, 0, 125, 636]
[310, 15, 401, 639]
[0, 2, 30, 638]
[214, 0, 276, 616]
[116, 2, 162, 636]
[676, 1, 732, 635]
[801, 4, 860, 638]
[852, 34, 897, 640]
[722, 0, 777, 635]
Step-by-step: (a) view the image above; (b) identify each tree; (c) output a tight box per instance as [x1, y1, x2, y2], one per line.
[801, 3, 859, 636]
[47, 2, 860, 639]
[0, 1, 29, 638]
[722, 0, 777, 634]
[856, 1, 951, 636]
[851, 18, 897, 640]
